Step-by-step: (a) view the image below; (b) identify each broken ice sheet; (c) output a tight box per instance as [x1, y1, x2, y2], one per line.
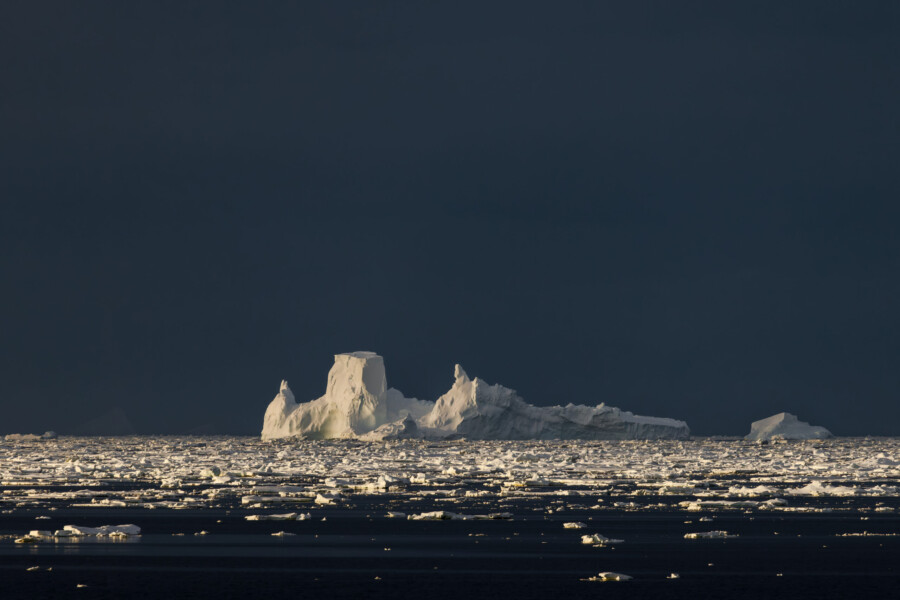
[0, 435, 898, 519]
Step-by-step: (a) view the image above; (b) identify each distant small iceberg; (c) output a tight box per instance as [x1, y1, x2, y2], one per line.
[745, 412, 832, 441]
[3, 431, 57, 441]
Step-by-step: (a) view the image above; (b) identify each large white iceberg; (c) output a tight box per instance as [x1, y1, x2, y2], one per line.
[262, 352, 433, 440]
[262, 352, 690, 441]
[745, 412, 832, 441]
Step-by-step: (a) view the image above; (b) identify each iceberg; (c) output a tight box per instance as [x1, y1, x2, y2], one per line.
[262, 352, 432, 440]
[261, 352, 690, 441]
[745, 412, 832, 442]
[418, 364, 689, 440]
[4, 432, 56, 441]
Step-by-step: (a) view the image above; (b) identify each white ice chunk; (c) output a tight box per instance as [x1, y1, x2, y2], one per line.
[586, 572, 633, 581]
[684, 530, 736, 539]
[245, 512, 310, 521]
[62, 524, 141, 536]
[787, 481, 859, 497]
[581, 533, 624, 545]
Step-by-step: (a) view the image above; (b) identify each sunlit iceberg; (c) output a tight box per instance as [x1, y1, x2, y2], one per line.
[261, 352, 690, 441]
[745, 412, 832, 442]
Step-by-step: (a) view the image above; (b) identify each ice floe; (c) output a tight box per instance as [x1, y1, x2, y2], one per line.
[684, 530, 736, 539]
[581, 533, 624, 545]
[245, 512, 311, 521]
[408, 511, 513, 521]
[1, 435, 898, 520]
[15, 524, 140, 542]
[584, 572, 632, 581]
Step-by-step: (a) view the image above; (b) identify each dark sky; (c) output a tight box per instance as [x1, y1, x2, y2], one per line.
[2, 2, 898, 436]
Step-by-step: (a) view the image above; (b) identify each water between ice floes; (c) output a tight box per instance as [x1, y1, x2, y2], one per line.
[1, 436, 898, 599]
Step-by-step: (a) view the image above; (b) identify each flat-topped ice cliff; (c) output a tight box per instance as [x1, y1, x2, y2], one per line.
[262, 352, 433, 440]
[745, 412, 833, 441]
[262, 352, 690, 441]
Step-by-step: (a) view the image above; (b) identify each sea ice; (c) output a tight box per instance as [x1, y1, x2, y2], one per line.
[245, 512, 310, 521]
[2, 435, 897, 522]
[684, 530, 736, 539]
[581, 533, 624, 545]
[786, 481, 859, 497]
[63, 524, 141, 536]
[408, 511, 512, 521]
[585, 572, 633, 581]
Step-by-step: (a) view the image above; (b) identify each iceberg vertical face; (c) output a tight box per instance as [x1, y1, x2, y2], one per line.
[261, 352, 433, 440]
[261, 352, 690, 441]
[745, 412, 832, 441]
[324, 351, 387, 433]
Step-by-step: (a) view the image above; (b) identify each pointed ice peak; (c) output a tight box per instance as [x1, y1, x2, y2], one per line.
[276, 380, 296, 404]
[454, 364, 469, 384]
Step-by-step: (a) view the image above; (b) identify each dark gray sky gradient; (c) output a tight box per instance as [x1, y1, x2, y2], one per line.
[2, 2, 898, 435]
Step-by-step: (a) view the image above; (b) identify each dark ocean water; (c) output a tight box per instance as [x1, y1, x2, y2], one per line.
[2, 504, 898, 600]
